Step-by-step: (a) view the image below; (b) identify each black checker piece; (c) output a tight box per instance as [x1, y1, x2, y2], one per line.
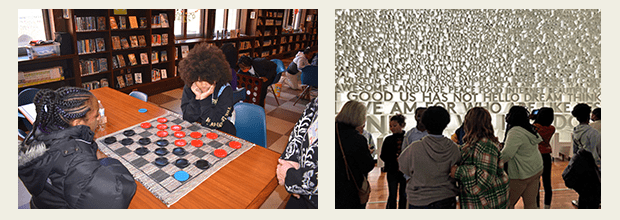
[154, 148, 169, 156]
[195, 159, 211, 170]
[121, 138, 134, 145]
[138, 138, 151, 145]
[172, 147, 186, 156]
[135, 147, 150, 156]
[123, 129, 136, 136]
[156, 139, 169, 147]
[154, 157, 169, 167]
[104, 137, 117, 144]
[174, 158, 190, 168]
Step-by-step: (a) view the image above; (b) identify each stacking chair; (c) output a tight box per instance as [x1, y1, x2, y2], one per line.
[18, 88, 40, 131]
[129, 90, 148, 102]
[233, 102, 267, 148]
[294, 65, 318, 106]
[269, 59, 286, 106]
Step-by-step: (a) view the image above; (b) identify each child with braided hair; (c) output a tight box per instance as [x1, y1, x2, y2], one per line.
[18, 87, 136, 209]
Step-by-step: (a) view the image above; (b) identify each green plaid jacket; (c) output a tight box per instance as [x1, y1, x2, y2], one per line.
[455, 139, 510, 209]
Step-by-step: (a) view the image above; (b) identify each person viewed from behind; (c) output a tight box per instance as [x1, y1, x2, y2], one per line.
[398, 106, 461, 209]
[501, 106, 543, 209]
[449, 107, 509, 209]
[590, 107, 601, 132]
[237, 55, 277, 107]
[179, 43, 236, 135]
[571, 103, 600, 166]
[335, 101, 374, 209]
[276, 97, 318, 209]
[18, 87, 136, 208]
[532, 107, 555, 209]
[380, 114, 407, 209]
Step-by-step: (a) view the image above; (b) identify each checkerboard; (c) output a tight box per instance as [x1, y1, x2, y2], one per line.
[96, 112, 255, 207]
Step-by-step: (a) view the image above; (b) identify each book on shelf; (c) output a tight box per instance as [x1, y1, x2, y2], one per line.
[96, 38, 105, 52]
[138, 35, 147, 47]
[151, 51, 159, 64]
[120, 37, 130, 49]
[174, 66, 177, 77]
[140, 52, 149, 65]
[181, 45, 189, 58]
[97, 16, 106, 30]
[161, 51, 167, 62]
[151, 69, 161, 82]
[151, 34, 161, 46]
[100, 78, 109, 87]
[130, 36, 139, 48]
[98, 58, 108, 72]
[116, 54, 126, 68]
[160, 13, 169, 28]
[175, 47, 179, 60]
[111, 36, 121, 50]
[18, 66, 64, 88]
[162, 34, 168, 45]
[109, 16, 118, 29]
[139, 17, 147, 28]
[151, 15, 161, 28]
[127, 54, 138, 66]
[116, 75, 126, 88]
[129, 16, 139, 29]
[134, 72, 142, 84]
[118, 16, 127, 29]
[125, 73, 134, 86]
[112, 56, 119, 69]
[161, 69, 167, 79]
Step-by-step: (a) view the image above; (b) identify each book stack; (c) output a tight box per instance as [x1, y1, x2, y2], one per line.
[82, 80, 101, 90]
[77, 38, 105, 54]
[79, 58, 108, 76]
[75, 16, 106, 31]
[18, 66, 64, 88]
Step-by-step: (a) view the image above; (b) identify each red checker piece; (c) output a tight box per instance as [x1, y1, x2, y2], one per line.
[191, 140, 203, 147]
[175, 139, 187, 147]
[157, 124, 168, 130]
[141, 122, 152, 129]
[171, 125, 182, 131]
[156, 130, 169, 137]
[190, 132, 202, 139]
[214, 149, 227, 158]
[229, 141, 242, 149]
[157, 117, 168, 123]
[174, 131, 186, 138]
[206, 132, 218, 139]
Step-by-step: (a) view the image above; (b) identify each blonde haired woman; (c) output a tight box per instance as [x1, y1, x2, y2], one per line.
[335, 101, 374, 208]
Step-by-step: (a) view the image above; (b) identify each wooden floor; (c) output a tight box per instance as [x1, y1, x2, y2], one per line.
[366, 159, 584, 209]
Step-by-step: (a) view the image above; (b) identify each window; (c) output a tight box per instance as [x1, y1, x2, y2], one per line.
[284, 9, 301, 30]
[175, 9, 204, 39]
[226, 9, 238, 31]
[214, 9, 239, 35]
[18, 9, 49, 46]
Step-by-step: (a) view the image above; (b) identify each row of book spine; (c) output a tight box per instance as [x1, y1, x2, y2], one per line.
[77, 38, 105, 54]
[82, 79, 108, 91]
[75, 16, 106, 32]
[79, 58, 108, 76]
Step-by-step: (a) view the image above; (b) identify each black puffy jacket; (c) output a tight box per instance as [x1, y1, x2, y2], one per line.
[18, 125, 136, 208]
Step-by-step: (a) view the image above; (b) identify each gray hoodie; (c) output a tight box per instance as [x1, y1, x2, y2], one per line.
[398, 134, 461, 206]
[572, 124, 601, 166]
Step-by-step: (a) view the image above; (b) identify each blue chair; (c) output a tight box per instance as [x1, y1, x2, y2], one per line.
[129, 90, 148, 102]
[233, 102, 267, 148]
[294, 65, 318, 106]
[269, 59, 286, 106]
[18, 88, 40, 131]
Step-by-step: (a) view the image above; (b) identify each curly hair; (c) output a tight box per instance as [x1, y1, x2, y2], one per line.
[21, 87, 94, 150]
[179, 43, 232, 86]
[421, 106, 450, 134]
[463, 107, 498, 146]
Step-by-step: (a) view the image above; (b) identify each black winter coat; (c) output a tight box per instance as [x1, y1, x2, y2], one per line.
[18, 125, 136, 208]
[335, 122, 375, 209]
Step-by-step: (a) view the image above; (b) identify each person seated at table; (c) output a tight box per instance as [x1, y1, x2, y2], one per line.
[236, 55, 277, 107]
[18, 87, 136, 208]
[277, 97, 318, 209]
[180, 43, 236, 135]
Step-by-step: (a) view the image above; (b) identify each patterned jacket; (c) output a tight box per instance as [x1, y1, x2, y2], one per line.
[280, 97, 318, 208]
[454, 138, 510, 209]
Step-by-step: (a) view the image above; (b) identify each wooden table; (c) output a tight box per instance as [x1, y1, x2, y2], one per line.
[90, 87, 280, 209]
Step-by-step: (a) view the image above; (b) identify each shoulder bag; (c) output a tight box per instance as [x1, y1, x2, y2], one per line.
[336, 124, 371, 204]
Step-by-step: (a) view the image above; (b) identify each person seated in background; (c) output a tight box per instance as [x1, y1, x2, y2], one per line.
[220, 43, 238, 89]
[276, 97, 318, 209]
[282, 47, 311, 91]
[590, 107, 601, 132]
[237, 55, 277, 107]
[18, 87, 136, 208]
[398, 106, 461, 209]
[179, 43, 236, 135]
